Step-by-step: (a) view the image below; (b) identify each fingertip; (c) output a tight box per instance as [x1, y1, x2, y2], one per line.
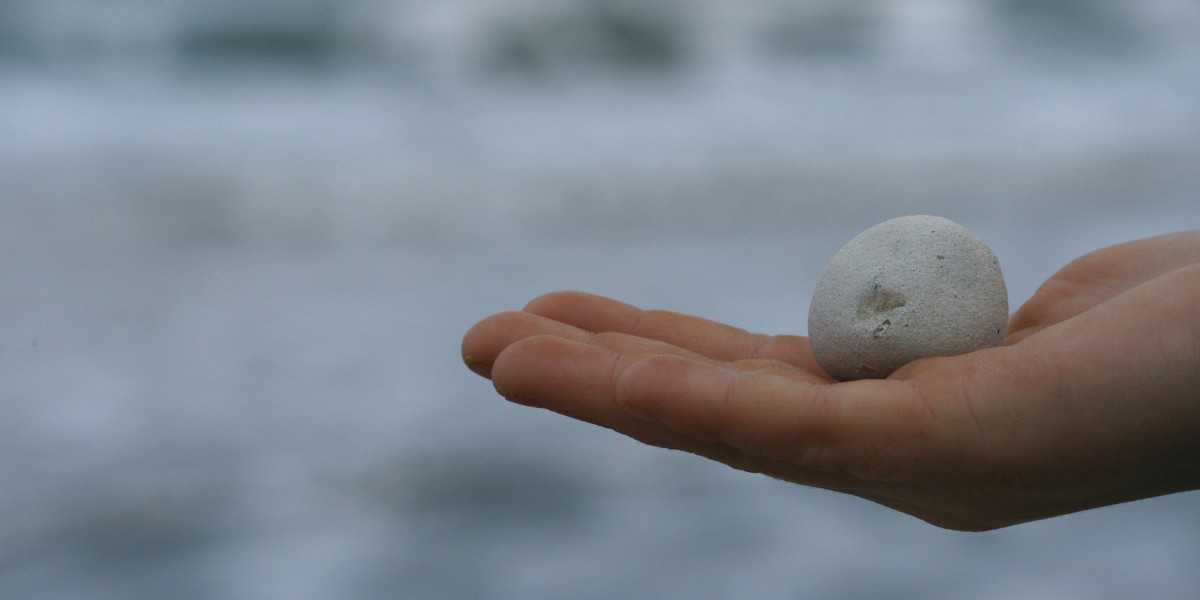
[460, 329, 490, 378]
[485, 332, 539, 391]
[500, 395, 544, 409]
[463, 356, 492, 378]
[522, 290, 594, 313]
[460, 311, 528, 377]
[523, 290, 640, 331]
[487, 333, 593, 406]
[462, 309, 594, 378]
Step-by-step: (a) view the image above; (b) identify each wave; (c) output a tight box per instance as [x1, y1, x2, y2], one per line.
[2, 0, 1197, 250]
[5, 135, 1196, 253]
[3, 0, 1197, 73]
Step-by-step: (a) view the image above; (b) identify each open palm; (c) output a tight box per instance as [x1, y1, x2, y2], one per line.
[462, 231, 1200, 530]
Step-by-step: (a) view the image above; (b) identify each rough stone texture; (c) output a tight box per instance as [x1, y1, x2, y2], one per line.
[807, 215, 1008, 381]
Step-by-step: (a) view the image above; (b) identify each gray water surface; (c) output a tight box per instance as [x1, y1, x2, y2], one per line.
[3, 1, 1200, 598]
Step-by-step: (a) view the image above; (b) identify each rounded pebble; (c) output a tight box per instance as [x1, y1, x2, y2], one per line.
[807, 215, 1008, 381]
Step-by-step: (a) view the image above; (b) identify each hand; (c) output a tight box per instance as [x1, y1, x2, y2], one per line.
[461, 231, 1200, 530]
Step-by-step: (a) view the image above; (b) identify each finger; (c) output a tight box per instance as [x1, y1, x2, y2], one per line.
[489, 333, 744, 457]
[492, 333, 750, 424]
[463, 307, 726, 379]
[461, 310, 589, 377]
[1002, 265, 1200, 480]
[524, 291, 825, 374]
[616, 354, 938, 481]
[1008, 231, 1200, 342]
[488, 334, 878, 490]
[577, 336, 827, 386]
[486, 331, 1034, 525]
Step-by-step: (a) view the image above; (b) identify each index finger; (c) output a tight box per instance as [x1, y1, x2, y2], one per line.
[615, 354, 976, 485]
[524, 291, 826, 376]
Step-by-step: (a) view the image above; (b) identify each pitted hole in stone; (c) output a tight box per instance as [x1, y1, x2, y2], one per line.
[853, 285, 908, 337]
[872, 319, 891, 339]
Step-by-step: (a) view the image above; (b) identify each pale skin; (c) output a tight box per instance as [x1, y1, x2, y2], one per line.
[461, 231, 1200, 531]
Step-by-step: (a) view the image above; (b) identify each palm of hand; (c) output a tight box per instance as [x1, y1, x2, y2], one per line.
[462, 232, 1200, 530]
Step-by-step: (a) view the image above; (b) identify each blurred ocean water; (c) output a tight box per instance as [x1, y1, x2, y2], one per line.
[2, 1, 1199, 599]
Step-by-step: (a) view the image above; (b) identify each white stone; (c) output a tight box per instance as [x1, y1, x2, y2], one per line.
[807, 215, 1008, 381]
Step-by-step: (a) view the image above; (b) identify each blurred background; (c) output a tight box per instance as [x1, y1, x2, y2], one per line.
[2, 1, 1199, 598]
